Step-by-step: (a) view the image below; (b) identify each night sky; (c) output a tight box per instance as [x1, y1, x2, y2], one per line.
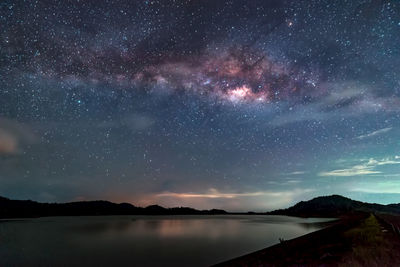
[1, 0, 400, 211]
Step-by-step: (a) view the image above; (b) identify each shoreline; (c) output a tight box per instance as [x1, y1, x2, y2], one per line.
[213, 215, 354, 266]
[214, 212, 400, 266]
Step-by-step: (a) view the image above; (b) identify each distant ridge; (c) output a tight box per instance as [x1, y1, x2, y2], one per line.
[0, 196, 227, 219]
[2, 195, 400, 219]
[267, 195, 400, 217]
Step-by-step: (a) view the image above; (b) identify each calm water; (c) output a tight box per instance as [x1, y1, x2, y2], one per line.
[0, 215, 334, 266]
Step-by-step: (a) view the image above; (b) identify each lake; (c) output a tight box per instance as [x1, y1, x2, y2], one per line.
[0, 215, 334, 266]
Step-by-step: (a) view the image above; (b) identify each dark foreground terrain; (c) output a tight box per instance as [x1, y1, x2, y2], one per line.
[216, 213, 400, 266]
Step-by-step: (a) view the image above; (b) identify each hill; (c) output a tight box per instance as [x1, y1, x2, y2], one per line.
[0, 196, 227, 219]
[2, 194, 400, 219]
[267, 195, 400, 217]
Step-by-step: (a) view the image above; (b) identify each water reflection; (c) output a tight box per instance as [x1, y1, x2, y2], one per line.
[0, 215, 334, 267]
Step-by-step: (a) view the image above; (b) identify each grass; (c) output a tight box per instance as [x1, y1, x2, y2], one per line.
[340, 214, 397, 266]
[344, 214, 383, 246]
[217, 213, 400, 266]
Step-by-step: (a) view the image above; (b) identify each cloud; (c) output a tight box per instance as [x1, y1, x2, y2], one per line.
[319, 166, 380, 177]
[153, 188, 315, 211]
[319, 157, 400, 177]
[0, 118, 36, 155]
[270, 81, 400, 127]
[0, 129, 18, 154]
[356, 127, 392, 140]
[282, 171, 306, 176]
[350, 181, 400, 194]
[157, 188, 268, 199]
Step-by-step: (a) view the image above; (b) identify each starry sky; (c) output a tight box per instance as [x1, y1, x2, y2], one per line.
[1, 0, 400, 211]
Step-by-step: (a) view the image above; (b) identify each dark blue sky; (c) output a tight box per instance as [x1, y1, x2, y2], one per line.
[1, 0, 400, 211]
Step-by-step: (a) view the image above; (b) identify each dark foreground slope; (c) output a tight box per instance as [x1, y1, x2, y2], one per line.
[217, 195, 400, 266]
[216, 213, 400, 266]
[0, 196, 226, 219]
[267, 195, 400, 217]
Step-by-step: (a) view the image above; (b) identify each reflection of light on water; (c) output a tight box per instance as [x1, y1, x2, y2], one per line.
[150, 219, 241, 238]
[68, 216, 336, 243]
[92, 216, 335, 241]
[0, 216, 334, 267]
[70, 217, 245, 241]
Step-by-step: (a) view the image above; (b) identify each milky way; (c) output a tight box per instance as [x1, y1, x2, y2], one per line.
[1, 0, 400, 211]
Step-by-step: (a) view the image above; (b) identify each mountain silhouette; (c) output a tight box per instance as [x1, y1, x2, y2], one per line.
[2, 195, 400, 219]
[267, 195, 400, 217]
[0, 196, 227, 219]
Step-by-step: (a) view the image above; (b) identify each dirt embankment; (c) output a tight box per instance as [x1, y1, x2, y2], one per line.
[215, 213, 400, 266]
